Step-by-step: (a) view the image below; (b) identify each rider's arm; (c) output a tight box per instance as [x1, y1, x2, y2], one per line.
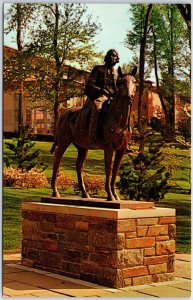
[84, 66, 103, 100]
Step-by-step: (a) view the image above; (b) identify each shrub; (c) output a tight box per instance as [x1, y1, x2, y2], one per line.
[56, 173, 75, 191]
[4, 126, 48, 172]
[3, 167, 49, 188]
[117, 143, 171, 202]
[150, 117, 175, 141]
[74, 175, 105, 195]
[178, 115, 191, 143]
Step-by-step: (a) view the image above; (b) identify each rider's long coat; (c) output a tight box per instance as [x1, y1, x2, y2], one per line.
[84, 65, 119, 101]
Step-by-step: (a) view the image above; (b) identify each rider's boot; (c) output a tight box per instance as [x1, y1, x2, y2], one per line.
[89, 109, 100, 149]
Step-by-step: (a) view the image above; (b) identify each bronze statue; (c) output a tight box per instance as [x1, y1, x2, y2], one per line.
[50, 65, 137, 201]
[84, 49, 120, 149]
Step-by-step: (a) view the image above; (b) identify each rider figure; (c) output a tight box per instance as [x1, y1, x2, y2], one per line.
[84, 49, 120, 149]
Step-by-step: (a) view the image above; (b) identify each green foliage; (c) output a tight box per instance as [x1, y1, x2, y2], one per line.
[150, 117, 175, 141]
[178, 114, 191, 143]
[118, 142, 171, 201]
[4, 127, 47, 172]
[125, 4, 191, 133]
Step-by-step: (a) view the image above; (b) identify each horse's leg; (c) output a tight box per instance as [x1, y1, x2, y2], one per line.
[76, 146, 90, 198]
[104, 145, 116, 201]
[111, 149, 126, 201]
[51, 145, 68, 197]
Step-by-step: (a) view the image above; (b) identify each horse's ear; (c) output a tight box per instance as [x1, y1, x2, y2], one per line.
[118, 66, 123, 78]
[131, 66, 137, 77]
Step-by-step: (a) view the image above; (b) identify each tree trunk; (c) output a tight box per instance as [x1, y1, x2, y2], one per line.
[138, 4, 152, 152]
[16, 4, 24, 137]
[168, 6, 176, 137]
[53, 3, 61, 136]
[152, 27, 168, 121]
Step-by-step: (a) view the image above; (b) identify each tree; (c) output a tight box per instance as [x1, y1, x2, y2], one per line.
[4, 4, 36, 136]
[125, 4, 191, 144]
[4, 126, 47, 172]
[4, 3, 102, 135]
[118, 141, 170, 201]
[177, 4, 191, 48]
[29, 3, 101, 135]
[125, 4, 152, 152]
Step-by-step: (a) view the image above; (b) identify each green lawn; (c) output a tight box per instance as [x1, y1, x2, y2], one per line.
[3, 139, 191, 253]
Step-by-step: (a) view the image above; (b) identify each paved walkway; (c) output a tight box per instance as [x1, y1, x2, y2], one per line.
[3, 253, 191, 298]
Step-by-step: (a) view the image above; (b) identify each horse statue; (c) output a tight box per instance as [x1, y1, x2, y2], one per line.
[50, 66, 137, 201]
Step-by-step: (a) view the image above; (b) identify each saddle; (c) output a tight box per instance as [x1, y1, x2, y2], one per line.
[70, 98, 110, 131]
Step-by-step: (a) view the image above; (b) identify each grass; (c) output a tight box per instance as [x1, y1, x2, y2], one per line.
[157, 193, 191, 253]
[3, 139, 191, 253]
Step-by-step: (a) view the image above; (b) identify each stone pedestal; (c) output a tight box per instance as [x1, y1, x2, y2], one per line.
[22, 197, 176, 288]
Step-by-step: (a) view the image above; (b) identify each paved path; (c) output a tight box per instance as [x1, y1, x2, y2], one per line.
[3, 253, 191, 298]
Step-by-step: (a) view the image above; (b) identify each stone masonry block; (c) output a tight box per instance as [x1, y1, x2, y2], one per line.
[117, 219, 136, 232]
[22, 258, 35, 268]
[58, 230, 88, 245]
[40, 250, 62, 269]
[90, 253, 109, 267]
[137, 226, 148, 237]
[122, 266, 149, 278]
[132, 275, 153, 286]
[39, 222, 55, 232]
[167, 255, 175, 272]
[156, 235, 169, 241]
[99, 268, 125, 288]
[168, 224, 176, 239]
[125, 231, 137, 238]
[62, 249, 81, 263]
[75, 221, 89, 231]
[144, 255, 168, 265]
[22, 211, 44, 221]
[144, 247, 155, 256]
[126, 237, 155, 249]
[153, 273, 175, 282]
[56, 215, 76, 229]
[22, 219, 39, 240]
[63, 262, 81, 274]
[147, 225, 168, 236]
[137, 218, 158, 226]
[90, 219, 117, 233]
[156, 240, 175, 255]
[159, 217, 176, 224]
[148, 263, 167, 274]
[93, 232, 125, 250]
[40, 240, 58, 252]
[81, 261, 100, 275]
[110, 249, 143, 268]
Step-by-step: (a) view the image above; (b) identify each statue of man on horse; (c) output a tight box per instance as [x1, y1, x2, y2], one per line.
[50, 49, 137, 201]
[84, 49, 120, 149]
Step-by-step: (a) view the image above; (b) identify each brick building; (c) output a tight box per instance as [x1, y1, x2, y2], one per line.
[3, 46, 89, 135]
[3, 46, 189, 136]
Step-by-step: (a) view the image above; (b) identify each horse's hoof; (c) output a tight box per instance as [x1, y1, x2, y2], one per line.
[82, 193, 91, 199]
[52, 192, 60, 198]
[107, 196, 116, 201]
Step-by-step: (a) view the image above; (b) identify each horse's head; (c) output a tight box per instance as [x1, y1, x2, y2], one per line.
[117, 66, 137, 103]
